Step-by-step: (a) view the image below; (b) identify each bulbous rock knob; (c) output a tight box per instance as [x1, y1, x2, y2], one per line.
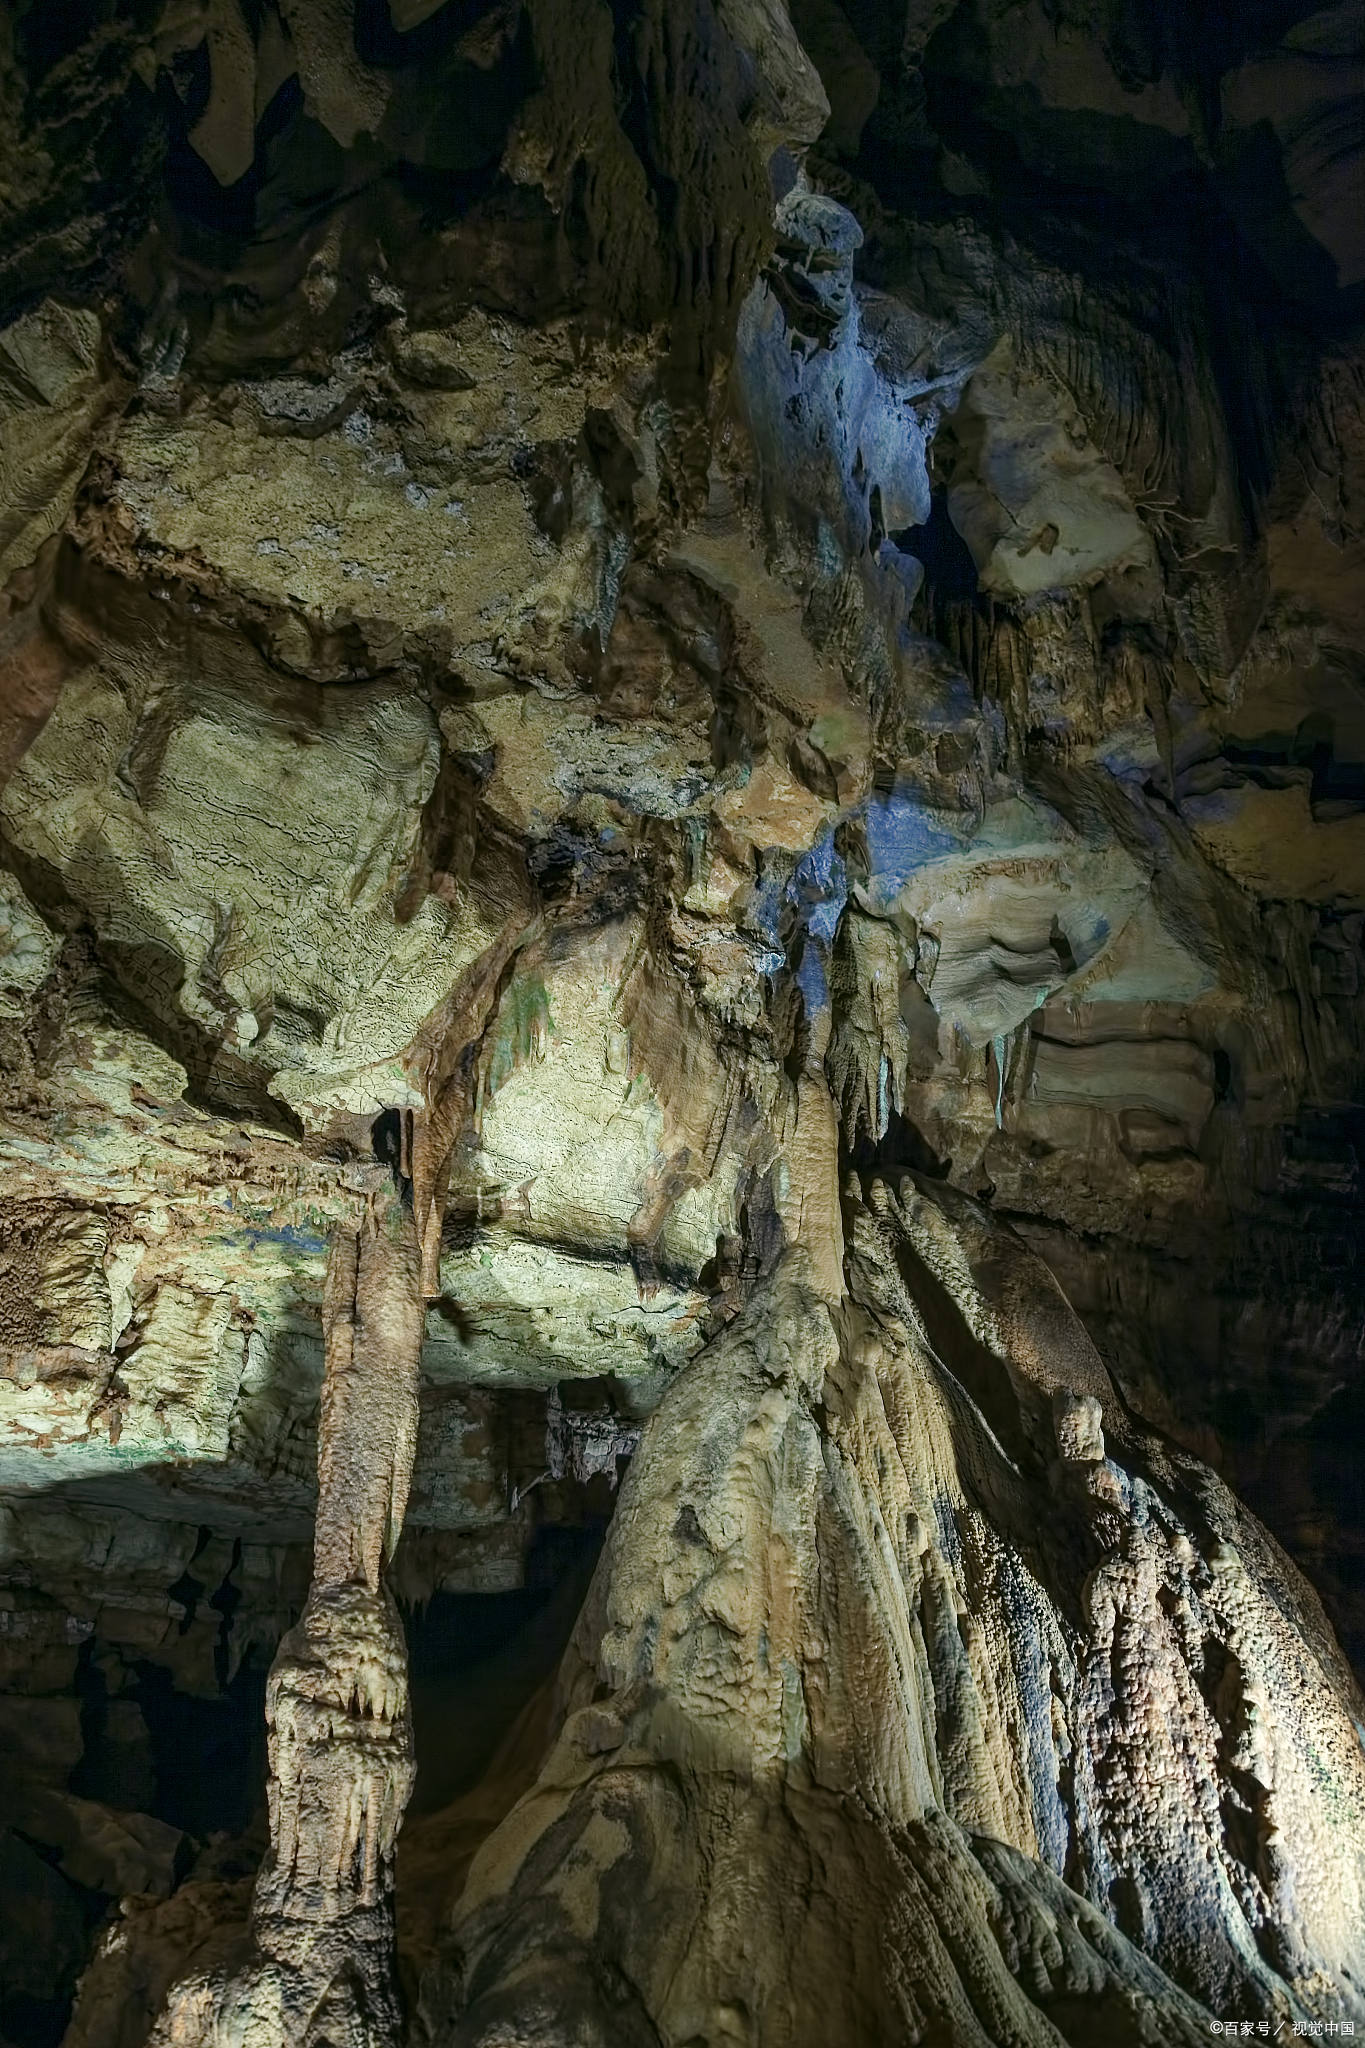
[1052, 1389, 1105, 1465]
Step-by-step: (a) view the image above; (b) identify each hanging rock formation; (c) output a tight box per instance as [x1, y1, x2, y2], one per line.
[0, 0, 1363, 2041]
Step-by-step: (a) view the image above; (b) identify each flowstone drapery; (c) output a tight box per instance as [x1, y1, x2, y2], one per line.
[421, 1183, 1365, 2045]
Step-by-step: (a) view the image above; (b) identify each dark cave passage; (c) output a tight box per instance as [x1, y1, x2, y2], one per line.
[0, 1404, 622, 2048]
[403, 1519, 608, 1818]
[892, 490, 981, 603]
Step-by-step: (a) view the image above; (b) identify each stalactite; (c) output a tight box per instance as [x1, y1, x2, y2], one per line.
[404, 919, 535, 1298]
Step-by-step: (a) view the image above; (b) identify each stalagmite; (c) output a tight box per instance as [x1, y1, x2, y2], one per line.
[150, 1196, 424, 2048]
[427, 1186, 1365, 2043]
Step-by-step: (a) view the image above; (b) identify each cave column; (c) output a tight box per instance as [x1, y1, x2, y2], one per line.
[252, 1192, 423, 2041]
[154, 1191, 424, 2048]
[775, 1072, 846, 1305]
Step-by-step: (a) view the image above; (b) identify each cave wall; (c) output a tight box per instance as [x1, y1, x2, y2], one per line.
[0, 0, 1363, 2041]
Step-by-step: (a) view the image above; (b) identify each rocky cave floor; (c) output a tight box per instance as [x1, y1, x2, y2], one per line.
[1, 0, 1364, 2042]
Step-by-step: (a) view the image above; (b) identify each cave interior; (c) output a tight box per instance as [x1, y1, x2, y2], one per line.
[0, 0, 1363, 2042]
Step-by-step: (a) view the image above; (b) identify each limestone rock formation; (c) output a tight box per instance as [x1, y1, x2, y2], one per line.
[150, 1200, 423, 2048]
[430, 1204, 1365, 2043]
[0, 0, 1362, 2042]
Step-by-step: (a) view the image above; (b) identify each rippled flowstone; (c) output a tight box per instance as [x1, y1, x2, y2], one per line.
[422, 1192, 1365, 2044]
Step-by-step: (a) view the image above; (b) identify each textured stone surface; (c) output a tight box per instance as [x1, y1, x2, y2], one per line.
[0, 0, 1361, 2038]
[151, 1202, 424, 2048]
[430, 1207, 1365, 2041]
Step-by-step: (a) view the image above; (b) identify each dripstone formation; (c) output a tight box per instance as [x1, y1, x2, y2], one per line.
[0, 0, 1362, 2043]
[151, 1201, 422, 2047]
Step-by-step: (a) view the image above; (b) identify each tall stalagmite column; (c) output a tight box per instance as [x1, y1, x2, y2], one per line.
[152, 1193, 424, 2048]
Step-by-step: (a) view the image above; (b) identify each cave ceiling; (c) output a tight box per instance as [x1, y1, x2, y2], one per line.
[0, 0, 1363, 2042]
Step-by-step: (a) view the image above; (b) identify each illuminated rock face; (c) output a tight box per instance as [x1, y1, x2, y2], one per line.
[150, 1203, 422, 2048]
[1, 1, 1363, 2042]
[435, 1207, 1365, 2043]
